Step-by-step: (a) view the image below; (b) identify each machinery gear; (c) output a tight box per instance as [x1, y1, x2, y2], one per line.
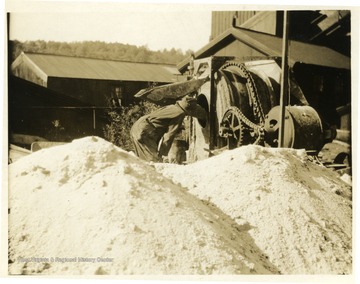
[219, 106, 264, 149]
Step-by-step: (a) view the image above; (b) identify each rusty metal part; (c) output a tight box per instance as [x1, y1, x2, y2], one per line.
[263, 105, 324, 151]
[219, 106, 262, 149]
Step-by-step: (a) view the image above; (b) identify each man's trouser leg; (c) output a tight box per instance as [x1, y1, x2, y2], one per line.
[130, 117, 161, 162]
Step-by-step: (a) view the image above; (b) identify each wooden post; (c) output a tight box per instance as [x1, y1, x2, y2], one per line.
[93, 108, 96, 130]
[278, 11, 290, 148]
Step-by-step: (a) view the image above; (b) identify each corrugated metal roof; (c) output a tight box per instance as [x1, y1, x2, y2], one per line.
[178, 27, 350, 72]
[22, 53, 181, 83]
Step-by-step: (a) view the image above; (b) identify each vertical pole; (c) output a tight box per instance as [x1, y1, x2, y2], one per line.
[93, 108, 96, 130]
[278, 11, 290, 148]
[188, 54, 195, 153]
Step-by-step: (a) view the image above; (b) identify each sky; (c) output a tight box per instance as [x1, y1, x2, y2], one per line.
[8, 1, 215, 52]
[7, 0, 360, 52]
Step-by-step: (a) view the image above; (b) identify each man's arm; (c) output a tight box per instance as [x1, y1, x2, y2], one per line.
[186, 104, 207, 128]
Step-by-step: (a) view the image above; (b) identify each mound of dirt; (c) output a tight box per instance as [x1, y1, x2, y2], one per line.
[8, 137, 279, 275]
[156, 145, 352, 274]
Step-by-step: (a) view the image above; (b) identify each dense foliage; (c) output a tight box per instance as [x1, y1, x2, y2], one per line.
[10, 40, 192, 64]
[103, 101, 159, 151]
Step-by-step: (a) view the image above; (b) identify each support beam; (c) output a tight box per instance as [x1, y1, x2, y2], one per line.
[278, 11, 290, 148]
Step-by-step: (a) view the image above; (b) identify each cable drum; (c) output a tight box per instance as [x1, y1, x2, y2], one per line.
[215, 62, 263, 131]
[214, 61, 276, 148]
[215, 71, 235, 124]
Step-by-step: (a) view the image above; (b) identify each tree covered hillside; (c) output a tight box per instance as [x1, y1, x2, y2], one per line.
[10, 40, 192, 64]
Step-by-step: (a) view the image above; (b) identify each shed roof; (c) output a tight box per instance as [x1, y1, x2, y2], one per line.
[178, 27, 350, 72]
[12, 52, 182, 83]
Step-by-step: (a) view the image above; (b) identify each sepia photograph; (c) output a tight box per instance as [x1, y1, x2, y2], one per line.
[2, 0, 358, 282]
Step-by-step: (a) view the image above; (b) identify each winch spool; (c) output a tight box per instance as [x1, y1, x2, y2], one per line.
[264, 105, 324, 151]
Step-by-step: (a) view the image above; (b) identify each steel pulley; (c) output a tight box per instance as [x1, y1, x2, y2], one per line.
[263, 105, 325, 151]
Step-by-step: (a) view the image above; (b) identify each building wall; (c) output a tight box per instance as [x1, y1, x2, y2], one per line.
[211, 10, 350, 56]
[11, 60, 47, 87]
[240, 11, 278, 35]
[213, 40, 266, 58]
[8, 76, 101, 142]
[210, 11, 257, 40]
[10, 106, 101, 142]
[47, 78, 151, 107]
[292, 63, 351, 129]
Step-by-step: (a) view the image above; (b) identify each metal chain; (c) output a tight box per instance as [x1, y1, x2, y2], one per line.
[220, 61, 265, 125]
[225, 106, 263, 132]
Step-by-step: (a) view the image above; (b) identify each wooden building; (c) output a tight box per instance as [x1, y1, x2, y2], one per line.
[210, 10, 350, 56]
[11, 52, 184, 107]
[9, 52, 184, 144]
[8, 75, 101, 144]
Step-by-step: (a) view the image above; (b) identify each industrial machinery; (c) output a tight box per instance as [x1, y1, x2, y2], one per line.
[135, 56, 337, 163]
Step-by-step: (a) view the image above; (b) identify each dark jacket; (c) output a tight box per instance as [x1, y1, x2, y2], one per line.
[130, 98, 206, 161]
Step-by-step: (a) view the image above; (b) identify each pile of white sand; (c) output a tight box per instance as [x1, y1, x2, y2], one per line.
[8, 137, 352, 275]
[8, 137, 278, 275]
[156, 145, 352, 274]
